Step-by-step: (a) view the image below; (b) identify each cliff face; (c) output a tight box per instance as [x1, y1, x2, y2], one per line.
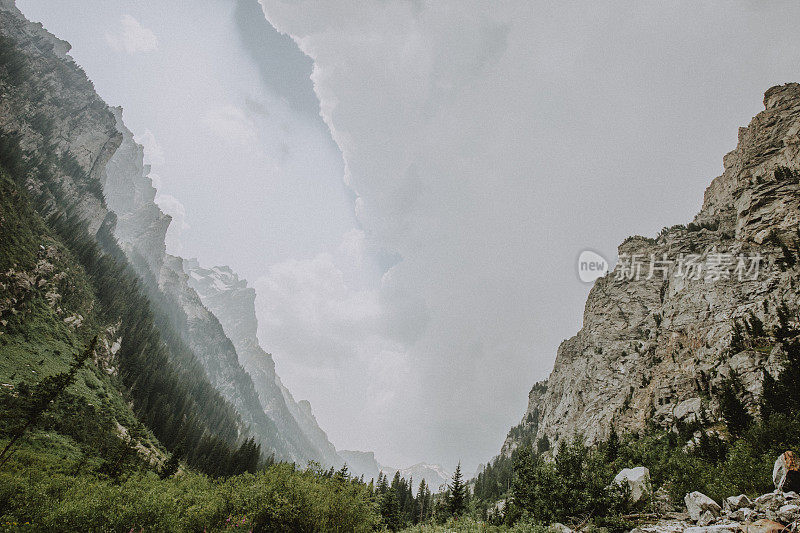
[504, 84, 800, 455]
[0, 0, 120, 234]
[184, 260, 342, 467]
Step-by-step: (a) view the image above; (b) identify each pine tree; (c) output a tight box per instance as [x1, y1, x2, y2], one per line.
[718, 375, 752, 438]
[0, 336, 96, 468]
[380, 487, 401, 531]
[417, 479, 428, 523]
[159, 452, 181, 479]
[448, 461, 467, 517]
[605, 425, 619, 462]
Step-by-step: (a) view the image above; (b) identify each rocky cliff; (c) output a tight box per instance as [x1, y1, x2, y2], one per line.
[504, 84, 800, 455]
[184, 260, 342, 467]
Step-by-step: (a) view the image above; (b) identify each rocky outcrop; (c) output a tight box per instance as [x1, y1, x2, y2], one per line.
[184, 260, 343, 467]
[0, 0, 120, 234]
[102, 108, 170, 280]
[504, 84, 800, 453]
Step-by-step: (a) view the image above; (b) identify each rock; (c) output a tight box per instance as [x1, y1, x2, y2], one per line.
[754, 492, 786, 512]
[724, 494, 752, 512]
[549, 523, 574, 533]
[729, 507, 752, 522]
[744, 519, 787, 533]
[697, 510, 717, 526]
[774, 451, 800, 492]
[785, 491, 799, 500]
[778, 503, 800, 523]
[614, 466, 652, 503]
[630, 520, 691, 533]
[684, 526, 740, 533]
[674, 397, 703, 423]
[686, 492, 722, 522]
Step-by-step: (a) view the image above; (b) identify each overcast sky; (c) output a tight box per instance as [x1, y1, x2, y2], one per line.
[17, 0, 800, 472]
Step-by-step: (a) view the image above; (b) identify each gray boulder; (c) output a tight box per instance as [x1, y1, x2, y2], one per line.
[773, 451, 800, 492]
[778, 503, 800, 523]
[613, 466, 651, 503]
[723, 494, 751, 512]
[685, 491, 721, 522]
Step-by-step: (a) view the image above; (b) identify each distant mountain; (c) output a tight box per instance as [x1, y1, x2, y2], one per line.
[339, 450, 450, 492]
[339, 450, 383, 483]
[184, 260, 343, 468]
[393, 463, 451, 493]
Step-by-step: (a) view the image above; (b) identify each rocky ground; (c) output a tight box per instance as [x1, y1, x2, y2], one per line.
[626, 452, 800, 532]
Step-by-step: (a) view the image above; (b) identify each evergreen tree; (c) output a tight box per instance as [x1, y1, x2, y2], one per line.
[605, 425, 620, 462]
[159, 452, 180, 479]
[380, 487, 401, 531]
[0, 336, 96, 468]
[718, 375, 752, 438]
[448, 461, 467, 517]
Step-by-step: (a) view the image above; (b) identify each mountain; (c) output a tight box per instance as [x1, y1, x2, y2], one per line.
[503, 83, 800, 456]
[0, 0, 339, 467]
[338, 450, 450, 492]
[183, 260, 343, 467]
[339, 450, 383, 483]
[0, 0, 252, 474]
[394, 463, 451, 493]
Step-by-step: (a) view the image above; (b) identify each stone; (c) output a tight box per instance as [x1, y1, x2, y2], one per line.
[778, 503, 799, 523]
[754, 492, 786, 512]
[724, 494, 752, 512]
[774, 451, 800, 492]
[729, 507, 752, 522]
[613, 466, 652, 503]
[674, 397, 703, 423]
[684, 526, 740, 533]
[744, 519, 788, 533]
[697, 510, 717, 526]
[630, 520, 691, 533]
[686, 492, 722, 522]
[549, 523, 574, 533]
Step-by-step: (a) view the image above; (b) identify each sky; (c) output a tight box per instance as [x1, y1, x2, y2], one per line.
[16, 0, 800, 472]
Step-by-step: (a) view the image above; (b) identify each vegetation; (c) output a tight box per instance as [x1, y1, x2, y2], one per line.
[0, 440, 379, 532]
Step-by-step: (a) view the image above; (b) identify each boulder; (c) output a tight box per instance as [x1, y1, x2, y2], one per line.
[728, 507, 752, 522]
[697, 510, 717, 526]
[686, 491, 722, 522]
[778, 502, 800, 523]
[723, 494, 751, 512]
[754, 491, 786, 512]
[549, 523, 574, 533]
[613, 466, 651, 503]
[744, 519, 788, 533]
[773, 451, 800, 492]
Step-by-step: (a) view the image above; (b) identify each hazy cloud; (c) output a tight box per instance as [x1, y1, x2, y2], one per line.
[201, 105, 259, 149]
[105, 14, 157, 54]
[134, 129, 165, 167]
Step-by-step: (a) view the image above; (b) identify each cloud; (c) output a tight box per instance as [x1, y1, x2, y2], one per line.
[134, 129, 165, 167]
[153, 190, 189, 254]
[105, 14, 158, 54]
[201, 105, 259, 148]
